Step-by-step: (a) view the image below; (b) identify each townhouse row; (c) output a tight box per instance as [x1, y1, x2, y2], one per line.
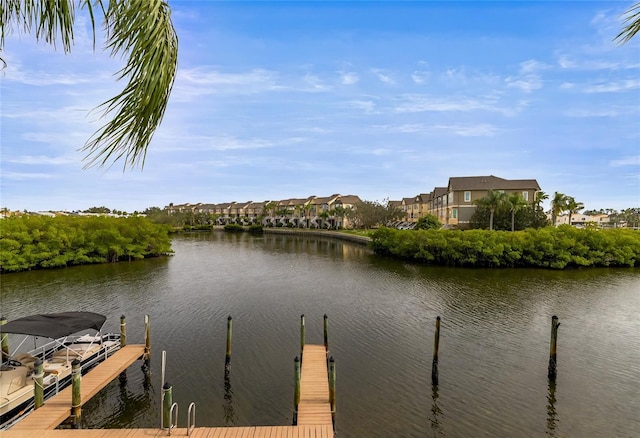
[393, 175, 541, 227]
[165, 194, 363, 228]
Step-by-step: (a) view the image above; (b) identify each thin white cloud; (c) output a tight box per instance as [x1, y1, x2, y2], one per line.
[346, 100, 377, 114]
[433, 124, 501, 137]
[565, 109, 619, 117]
[583, 79, 640, 93]
[2, 171, 56, 180]
[557, 54, 639, 71]
[394, 94, 514, 115]
[411, 70, 429, 84]
[372, 69, 395, 84]
[610, 156, 640, 167]
[340, 72, 359, 85]
[505, 59, 548, 93]
[374, 124, 425, 133]
[172, 68, 280, 100]
[8, 155, 77, 165]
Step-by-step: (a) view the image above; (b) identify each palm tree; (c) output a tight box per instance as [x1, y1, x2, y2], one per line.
[616, 3, 640, 44]
[474, 190, 506, 231]
[551, 192, 568, 226]
[565, 197, 584, 226]
[1, 1, 178, 169]
[507, 193, 528, 232]
[534, 191, 549, 213]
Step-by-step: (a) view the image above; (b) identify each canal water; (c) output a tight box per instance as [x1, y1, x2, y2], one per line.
[1, 232, 639, 437]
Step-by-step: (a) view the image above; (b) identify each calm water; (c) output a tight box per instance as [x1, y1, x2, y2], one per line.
[1, 232, 639, 437]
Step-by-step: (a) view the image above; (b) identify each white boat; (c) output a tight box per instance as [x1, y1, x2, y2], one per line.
[0, 312, 121, 429]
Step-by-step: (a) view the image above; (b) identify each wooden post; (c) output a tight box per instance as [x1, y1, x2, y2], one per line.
[71, 359, 82, 427]
[162, 381, 172, 429]
[143, 314, 151, 372]
[34, 359, 44, 409]
[0, 316, 8, 359]
[300, 314, 305, 360]
[432, 316, 441, 385]
[119, 315, 127, 347]
[329, 356, 336, 426]
[548, 315, 560, 381]
[323, 314, 329, 352]
[293, 356, 301, 425]
[225, 315, 233, 371]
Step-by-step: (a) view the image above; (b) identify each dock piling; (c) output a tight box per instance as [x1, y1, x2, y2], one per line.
[300, 314, 305, 360]
[548, 315, 560, 381]
[162, 381, 173, 430]
[323, 314, 329, 352]
[293, 356, 301, 425]
[119, 315, 127, 348]
[225, 315, 233, 371]
[143, 314, 151, 373]
[329, 356, 336, 427]
[71, 359, 82, 427]
[432, 316, 441, 385]
[34, 359, 44, 409]
[0, 316, 8, 359]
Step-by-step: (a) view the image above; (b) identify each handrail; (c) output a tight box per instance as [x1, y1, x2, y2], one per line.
[168, 402, 178, 436]
[187, 402, 196, 435]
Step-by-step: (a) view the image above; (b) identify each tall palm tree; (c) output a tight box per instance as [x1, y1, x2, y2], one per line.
[551, 192, 568, 226]
[1, 0, 178, 169]
[474, 190, 506, 231]
[534, 191, 549, 212]
[616, 2, 640, 44]
[507, 193, 528, 232]
[565, 197, 584, 226]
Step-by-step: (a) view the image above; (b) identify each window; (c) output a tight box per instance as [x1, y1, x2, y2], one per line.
[464, 191, 471, 202]
[522, 191, 529, 201]
[452, 208, 458, 219]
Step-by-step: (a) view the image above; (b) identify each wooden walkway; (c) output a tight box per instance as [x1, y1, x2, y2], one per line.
[3, 344, 334, 438]
[8, 345, 146, 431]
[297, 345, 332, 426]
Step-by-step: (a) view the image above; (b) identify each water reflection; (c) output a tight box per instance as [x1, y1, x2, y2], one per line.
[430, 384, 443, 437]
[223, 369, 237, 426]
[546, 380, 558, 437]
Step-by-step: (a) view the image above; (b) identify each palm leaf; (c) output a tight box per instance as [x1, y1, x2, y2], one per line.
[615, 2, 640, 44]
[1, 0, 178, 169]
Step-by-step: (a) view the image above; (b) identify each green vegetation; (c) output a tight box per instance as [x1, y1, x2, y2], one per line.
[223, 224, 244, 232]
[0, 215, 172, 273]
[416, 214, 441, 230]
[345, 199, 404, 229]
[371, 226, 640, 269]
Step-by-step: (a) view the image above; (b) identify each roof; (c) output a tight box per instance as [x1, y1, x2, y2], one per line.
[432, 187, 448, 198]
[448, 175, 540, 191]
[1, 312, 107, 339]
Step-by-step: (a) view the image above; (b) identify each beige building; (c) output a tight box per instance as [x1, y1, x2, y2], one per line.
[430, 175, 541, 227]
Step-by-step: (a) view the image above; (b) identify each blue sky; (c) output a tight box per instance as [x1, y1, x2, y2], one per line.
[1, 1, 639, 212]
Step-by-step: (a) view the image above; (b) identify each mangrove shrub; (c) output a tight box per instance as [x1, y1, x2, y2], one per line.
[1, 215, 173, 273]
[370, 225, 640, 269]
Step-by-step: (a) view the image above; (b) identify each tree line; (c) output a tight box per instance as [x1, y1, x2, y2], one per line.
[371, 226, 640, 269]
[0, 215, 172, 273]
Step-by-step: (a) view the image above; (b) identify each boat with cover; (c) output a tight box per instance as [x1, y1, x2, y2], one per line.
[0, 311, 120, 429]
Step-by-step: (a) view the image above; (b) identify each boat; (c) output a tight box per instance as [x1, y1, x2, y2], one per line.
[0, 311, 121, 429]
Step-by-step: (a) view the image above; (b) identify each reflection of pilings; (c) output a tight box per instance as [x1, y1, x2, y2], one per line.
[223, 369, 237, 426]
[546, 380, 558, 437]
[430, 383, 443, 436]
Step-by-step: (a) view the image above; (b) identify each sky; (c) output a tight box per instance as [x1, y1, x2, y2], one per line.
[1, 1, 639, 213]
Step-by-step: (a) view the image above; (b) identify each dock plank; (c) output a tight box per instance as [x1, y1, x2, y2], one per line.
[9, 345, 145, 431]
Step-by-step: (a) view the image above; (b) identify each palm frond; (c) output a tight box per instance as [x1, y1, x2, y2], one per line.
[1, 0, 177, 169]
[82, 0, 178, 169]
[615, 2, 640, 44]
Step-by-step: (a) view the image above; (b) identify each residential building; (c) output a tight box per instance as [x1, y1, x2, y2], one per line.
[437, 175, 541, 227]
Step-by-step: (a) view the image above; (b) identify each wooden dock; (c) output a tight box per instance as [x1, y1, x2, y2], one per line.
[3, 344, 334, 438]
[8, 345, 146, 431]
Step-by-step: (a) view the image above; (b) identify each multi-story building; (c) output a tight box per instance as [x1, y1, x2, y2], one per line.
[435, 175, 540, 227]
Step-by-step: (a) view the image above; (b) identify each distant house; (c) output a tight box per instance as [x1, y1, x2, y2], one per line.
[437, 175, 541, 227]
[555, 213, 610, 227]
